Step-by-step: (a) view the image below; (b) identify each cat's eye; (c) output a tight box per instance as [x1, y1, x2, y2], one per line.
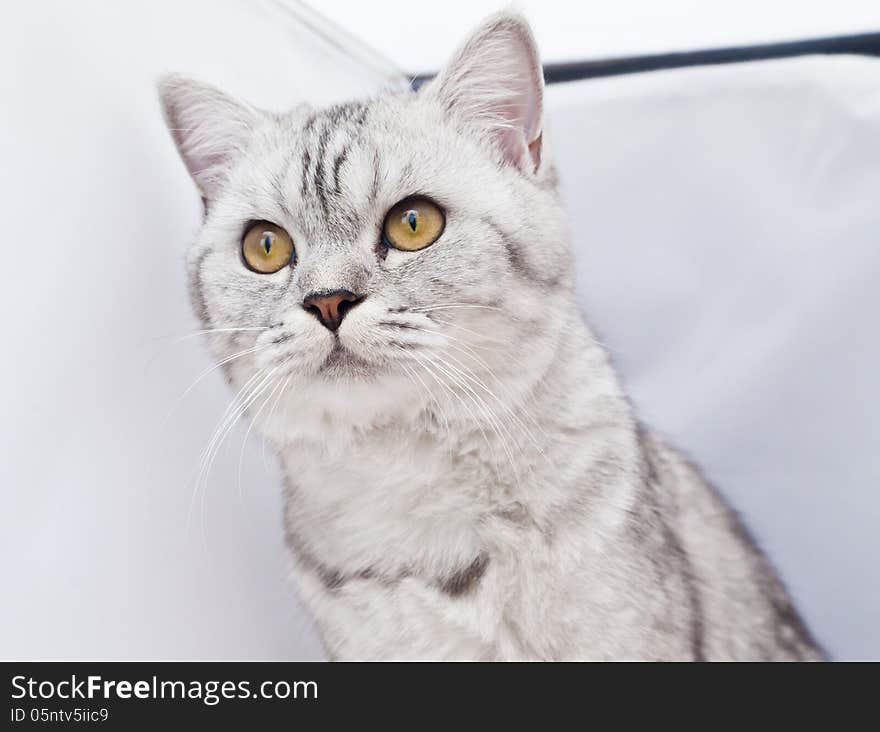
[382, 197, 445, 252]
[241, 221, 295, 274]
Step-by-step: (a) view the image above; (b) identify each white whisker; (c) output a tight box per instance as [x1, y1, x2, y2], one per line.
[163, 341, 274, 424]
[411, 303, 507, 315]
[429, 352, 523, 489]
[391, 345, 450, 437]
[261, 372, 293, 468]
[409, 349, 504, 478]
[170, 326, 271, 343]
[237, 372, 289, 508]
[186, 364, 279, 541]
[196, 367, 281, 543]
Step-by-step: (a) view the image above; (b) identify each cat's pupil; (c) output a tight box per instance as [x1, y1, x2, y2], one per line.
[407, 211, 418, 232]
[262, 233, 273, 254]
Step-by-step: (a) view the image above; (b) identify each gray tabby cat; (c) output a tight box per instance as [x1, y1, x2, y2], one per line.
[159, 12, 823, 660]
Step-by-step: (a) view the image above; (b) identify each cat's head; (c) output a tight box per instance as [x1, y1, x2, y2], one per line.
[159, 13, 573, 442]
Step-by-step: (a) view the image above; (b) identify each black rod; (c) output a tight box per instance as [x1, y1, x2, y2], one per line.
[409, 31, 880, 88]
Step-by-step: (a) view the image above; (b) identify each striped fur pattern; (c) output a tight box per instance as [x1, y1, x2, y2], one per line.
[159, 12, 822, 660]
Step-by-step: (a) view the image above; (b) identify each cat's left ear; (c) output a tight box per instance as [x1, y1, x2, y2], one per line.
[158, 74, 260, 201]
[425, 12, 544, 173]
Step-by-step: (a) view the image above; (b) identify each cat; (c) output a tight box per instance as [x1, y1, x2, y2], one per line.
[159, 12, 823, 660]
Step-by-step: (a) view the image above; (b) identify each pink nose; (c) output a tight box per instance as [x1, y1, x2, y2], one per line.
[302, 289, 364, 331]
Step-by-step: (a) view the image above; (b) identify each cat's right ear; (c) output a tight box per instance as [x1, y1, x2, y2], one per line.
[424, 12, 544, 173]
[158, 74, 259, 202]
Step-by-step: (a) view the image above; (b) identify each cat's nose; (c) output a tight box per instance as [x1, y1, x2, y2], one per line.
[301, 289, 365, 331]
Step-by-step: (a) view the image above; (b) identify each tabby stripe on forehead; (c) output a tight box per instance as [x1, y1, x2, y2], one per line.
[369, 148, 381, 205]
[326, 104, 348, 126]
[313, 122, 333, 218]
[300, 148, 312, 198]
[335, 101, 368, 128]
[352, 104, 368, 127]
[298, 112, 321, 197]
[302, 112, 318, 133]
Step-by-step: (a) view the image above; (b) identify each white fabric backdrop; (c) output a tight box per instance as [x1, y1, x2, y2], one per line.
[0, 1, 876, 659]
[549, 58, 880, 660]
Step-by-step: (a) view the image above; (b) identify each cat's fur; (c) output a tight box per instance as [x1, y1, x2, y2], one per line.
[159, 12, 823, 660]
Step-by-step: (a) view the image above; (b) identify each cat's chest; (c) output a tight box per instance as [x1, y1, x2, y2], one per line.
[278, 426, 517, 579]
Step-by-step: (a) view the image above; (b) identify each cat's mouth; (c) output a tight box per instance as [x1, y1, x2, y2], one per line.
[318, 340, 373, 378]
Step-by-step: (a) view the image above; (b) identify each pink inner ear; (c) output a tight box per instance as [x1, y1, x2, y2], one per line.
[497, 127, 542, 173]
[528, 133, 543, 171]
[159, 75, 259, 200]
[494, 88, 542, 172]
[488, 40, 543, 172]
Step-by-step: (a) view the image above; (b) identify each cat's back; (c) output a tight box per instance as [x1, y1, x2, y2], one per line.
[641, 429, 824, 660]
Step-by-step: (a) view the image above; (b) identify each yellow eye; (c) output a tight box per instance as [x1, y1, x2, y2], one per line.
[382, 197, 445, 252]
[241, 222, 295, 274]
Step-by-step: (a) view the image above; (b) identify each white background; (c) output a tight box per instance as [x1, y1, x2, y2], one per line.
[1, 1, 877, 659]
